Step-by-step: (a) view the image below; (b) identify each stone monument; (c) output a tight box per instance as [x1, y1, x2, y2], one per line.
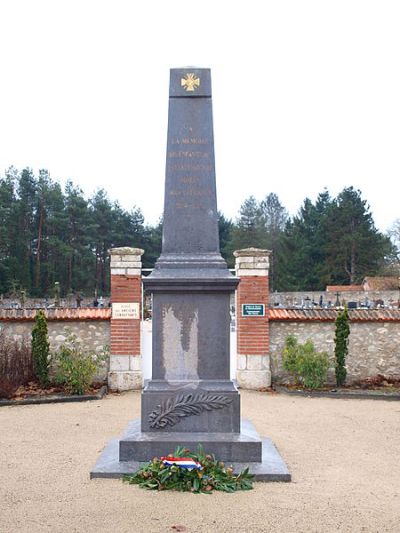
[91, 68, 290, 481]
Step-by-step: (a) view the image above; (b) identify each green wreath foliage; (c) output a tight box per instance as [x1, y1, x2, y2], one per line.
[123, 445, 254, 493]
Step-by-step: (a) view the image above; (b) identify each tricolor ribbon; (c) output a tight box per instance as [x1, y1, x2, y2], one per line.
[161, 457, 202, 471]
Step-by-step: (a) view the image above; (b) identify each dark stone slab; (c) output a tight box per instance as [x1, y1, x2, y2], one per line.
[120, 419, 261, 462]
[151, 294, 232, 381]
[141, 388, 240, 433]
[90, 419, 291, 482]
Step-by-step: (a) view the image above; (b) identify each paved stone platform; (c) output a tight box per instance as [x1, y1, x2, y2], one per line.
[90, 419, 291, 482]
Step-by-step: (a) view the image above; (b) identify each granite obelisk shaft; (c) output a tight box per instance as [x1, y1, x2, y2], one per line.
[145, 68, 233, 279]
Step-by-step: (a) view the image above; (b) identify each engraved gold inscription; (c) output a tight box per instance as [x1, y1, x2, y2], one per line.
[171, 138, 208, 145]
[168, 164, 213, 172]
[168, 151, 209, 159]
[181, 73, 200, 92]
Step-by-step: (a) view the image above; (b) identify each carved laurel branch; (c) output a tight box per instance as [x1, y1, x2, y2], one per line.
[148, 392, 233, 429]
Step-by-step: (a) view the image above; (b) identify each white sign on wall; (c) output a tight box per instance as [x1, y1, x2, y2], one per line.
[112, 302, 140, 319]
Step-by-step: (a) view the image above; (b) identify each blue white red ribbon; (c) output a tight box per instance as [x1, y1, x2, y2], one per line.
[161, 457, 202, 471]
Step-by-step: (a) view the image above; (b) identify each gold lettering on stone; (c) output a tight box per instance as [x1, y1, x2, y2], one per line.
[167, 164, 213, 172]
[168, 151, 210, 159]
[181, 138, 208, 145]
[178, 176, 201, 184]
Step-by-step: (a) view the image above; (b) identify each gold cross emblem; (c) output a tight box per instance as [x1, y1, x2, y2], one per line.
[181, 73, 200, 92]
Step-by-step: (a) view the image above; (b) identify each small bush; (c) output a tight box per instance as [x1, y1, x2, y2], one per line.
[281, 334, 299, 374]
[0, 330, 34, 389]
[53, 333, 107, 395]
[31, 310, 50, 386]
[282, 335, 330, 389]
[0, 378, 18, 399]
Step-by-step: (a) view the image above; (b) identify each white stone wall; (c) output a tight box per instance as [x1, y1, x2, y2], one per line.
[0, 320, 110, 381]
[270, 320, 400, 384]
[2, 317, 400, 387]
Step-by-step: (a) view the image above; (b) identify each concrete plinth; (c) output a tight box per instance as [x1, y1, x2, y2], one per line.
[108, 371, 143, 391]
[90, 419, 291, 482]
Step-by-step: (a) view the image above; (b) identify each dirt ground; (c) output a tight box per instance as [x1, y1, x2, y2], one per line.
[1, 390, 399, 533]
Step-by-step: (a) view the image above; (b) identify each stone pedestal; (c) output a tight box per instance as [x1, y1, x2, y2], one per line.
[235, 248, 272, 390]
[108, 247, 144, 391]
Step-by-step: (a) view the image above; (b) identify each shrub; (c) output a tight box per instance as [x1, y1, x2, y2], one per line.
[54, 333, 107, 395]
[31, 310, 50, 386]
[0, 329, 34, 391]
[0, 378, 18, 399]
[282, 335, 330, 389]
[282, 334, 299, 374]
[334, 307, 350, 387]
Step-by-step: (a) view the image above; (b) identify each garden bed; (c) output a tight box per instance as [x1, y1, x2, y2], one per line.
[274, 381, 400, 401]
[0, 381, 107, 406]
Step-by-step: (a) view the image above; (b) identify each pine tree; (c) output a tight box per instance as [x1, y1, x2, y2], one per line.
[218, 212, 234, 267]
[0, 168, 17, 293]
[324, 187, 392, 284]
[282, 192, 332, 290]
[142, 218, 163, 269]
[259, 193, 288, 290]
[13, 168, 37, 293]
[64, 181, 93, 294]
[229, 196, 265, 251]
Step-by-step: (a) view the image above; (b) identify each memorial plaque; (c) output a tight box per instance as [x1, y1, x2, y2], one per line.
[242, 304, 265, 317]
[112, 302, 140, 319]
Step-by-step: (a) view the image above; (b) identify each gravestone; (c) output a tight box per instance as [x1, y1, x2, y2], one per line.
[91, 68, 290, 480]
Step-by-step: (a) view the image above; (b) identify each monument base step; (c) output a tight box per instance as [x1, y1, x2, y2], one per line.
[90, 419, 291, 482]
[120, 418, 261, 462]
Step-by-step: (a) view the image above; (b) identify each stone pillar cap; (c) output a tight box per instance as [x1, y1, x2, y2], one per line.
[109, 247, 144, 256]
[233, 248, 272, 258]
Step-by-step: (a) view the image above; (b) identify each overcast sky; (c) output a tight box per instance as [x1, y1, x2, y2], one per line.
[1, 0, 399, 232]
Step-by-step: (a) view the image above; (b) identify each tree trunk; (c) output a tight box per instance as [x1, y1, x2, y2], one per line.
[35, 202, 44, 291]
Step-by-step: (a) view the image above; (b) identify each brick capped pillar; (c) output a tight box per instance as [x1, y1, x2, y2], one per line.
[108, 247, 144, 391]
[234, 248, 272, 389]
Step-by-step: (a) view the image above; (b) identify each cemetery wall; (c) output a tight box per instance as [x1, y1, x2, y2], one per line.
[0, 309, 110, 381]
[1, 308, 400, 387]
[269, 318, 400, 384]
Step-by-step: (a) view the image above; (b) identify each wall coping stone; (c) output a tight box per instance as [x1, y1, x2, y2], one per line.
[0, 308, 111, 321]
[234, 248, 272, 258]
[2, 308, 399, 323]
[109, 247, 144, 256]
[269, 308, 400, 322]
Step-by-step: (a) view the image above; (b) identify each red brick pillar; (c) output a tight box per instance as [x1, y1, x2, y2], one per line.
[108, 247, 144, 391]
[234, 248, 271, 389]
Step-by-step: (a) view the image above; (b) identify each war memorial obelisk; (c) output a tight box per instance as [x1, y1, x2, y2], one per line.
[91, 68, 290, 480]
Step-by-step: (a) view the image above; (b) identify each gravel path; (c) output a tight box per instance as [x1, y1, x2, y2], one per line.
[1, 390, 399, 532]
